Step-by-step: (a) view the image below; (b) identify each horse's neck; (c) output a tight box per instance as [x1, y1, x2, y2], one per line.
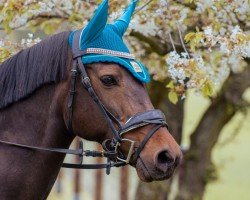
[0, 84, 73, 199]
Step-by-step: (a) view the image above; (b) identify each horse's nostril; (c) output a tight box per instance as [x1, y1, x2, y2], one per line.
[158, 151, 175, 165]
[155, 150, 175, 172]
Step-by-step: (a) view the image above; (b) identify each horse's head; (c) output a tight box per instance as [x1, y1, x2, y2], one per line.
[69, 62, 182, 181]
[63, 0, 182, 182]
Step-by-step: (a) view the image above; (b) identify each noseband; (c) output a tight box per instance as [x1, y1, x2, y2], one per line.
[0, 30, 168, 175]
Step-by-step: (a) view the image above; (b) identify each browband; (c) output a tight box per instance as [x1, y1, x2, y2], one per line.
[83, 48, 135, 60]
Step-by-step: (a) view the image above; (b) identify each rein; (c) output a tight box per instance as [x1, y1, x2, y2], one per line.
[0, 30, 168, 175]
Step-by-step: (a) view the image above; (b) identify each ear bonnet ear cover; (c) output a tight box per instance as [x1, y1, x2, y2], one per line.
[68, 0, 150, 83]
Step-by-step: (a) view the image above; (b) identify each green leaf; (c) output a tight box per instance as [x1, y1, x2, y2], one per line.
[184, 0, 194, 3]
[0, 48, 11, 63]
[40, 19, 62, 35]
[202, 82, 213, 97]
[168, 91, 178, 104]
[184, 32, 195, 43]
[166, 81, 174, 89]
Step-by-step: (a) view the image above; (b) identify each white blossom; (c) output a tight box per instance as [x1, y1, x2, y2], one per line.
[230, 25, 241, 43]
[28, 33, 34, 39]
[20, 34, 41, 48]
[234, 0, 250, 14]
[109, 11, 122, 22]
[178, 8, 189, 23]
[34, 38, 41, 43]
[9, 15, 28, 28]
[217, 60, 230, 83]
[219, 41, 230, 55]
[130, 15, 158, 36]
[204, 26, 213, 36]
[196, 0, 215, 13]
[159, 0, 168, 7]
[28, 1, 54, 15]
[0, 40, 4, 48]
[167, 51, 188, 83]
[244, 41, 250, 57]
[228, 56, 244, 73]
[1, 0, 249, 97]
[219, 27, 227, 36]
[186, 80, 197, 88]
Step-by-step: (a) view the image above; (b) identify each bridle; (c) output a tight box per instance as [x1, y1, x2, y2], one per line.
[65, 30, 168, 172]
[0, 30, 168, 175]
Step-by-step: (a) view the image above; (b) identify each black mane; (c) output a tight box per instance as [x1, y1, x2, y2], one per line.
[0, 31, 70, 109]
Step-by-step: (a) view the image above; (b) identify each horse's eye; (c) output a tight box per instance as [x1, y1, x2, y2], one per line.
[100, 75, 118, 86]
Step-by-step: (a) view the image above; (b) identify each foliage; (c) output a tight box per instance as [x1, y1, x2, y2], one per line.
[0, 0, 249, 104]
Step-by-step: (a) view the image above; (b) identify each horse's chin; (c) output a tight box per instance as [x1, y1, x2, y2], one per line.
[135, 158, 175, 182]
[135, 159, 153, 182]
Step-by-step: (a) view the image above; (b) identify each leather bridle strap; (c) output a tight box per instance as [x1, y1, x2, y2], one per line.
[119, 110, 167, 135]
[62, 160, 126, 170]
[132, 124, 163, 163]
[0, 139, 123, 172]
[76, 56, 122, 143]
[67, 59, 78, 134]
[0, 139, 118, 159]
[0, 139, 83, 155]
[68, 29, 122, 143]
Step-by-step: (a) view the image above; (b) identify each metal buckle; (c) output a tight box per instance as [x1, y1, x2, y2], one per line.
[82, 77, 91, 89]
[114, 138, 135, 164]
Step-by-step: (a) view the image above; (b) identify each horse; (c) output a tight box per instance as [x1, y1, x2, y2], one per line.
[0, 1, 182, 199]
[0, 31, 182, 199]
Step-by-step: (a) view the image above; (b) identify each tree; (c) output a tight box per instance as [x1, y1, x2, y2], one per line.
[1, 0, 249, 199]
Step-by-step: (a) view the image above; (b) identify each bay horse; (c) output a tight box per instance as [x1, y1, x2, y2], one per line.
[0, 1, 182, 199]
[0, 31, 182, 199]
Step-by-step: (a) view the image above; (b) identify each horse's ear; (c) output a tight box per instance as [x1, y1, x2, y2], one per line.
[111, 0, 138, 37]
[80, 0, 108, 47]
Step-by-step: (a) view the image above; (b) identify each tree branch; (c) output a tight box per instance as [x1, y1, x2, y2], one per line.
[130, 31, 183, 56]
[191, 64, 250, 156]
[0, 14, 69, 31]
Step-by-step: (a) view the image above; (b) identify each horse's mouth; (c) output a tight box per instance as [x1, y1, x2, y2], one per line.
[135, 158, 176, 182]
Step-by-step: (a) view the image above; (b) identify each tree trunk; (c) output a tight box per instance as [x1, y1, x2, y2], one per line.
[95, 144, 104, 200]
[177, 65, 250, 200]
[120, 166, 129, 200]
[74, 138, 81, 200]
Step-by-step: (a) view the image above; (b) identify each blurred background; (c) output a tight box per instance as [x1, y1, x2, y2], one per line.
[1, 0, 249, 200]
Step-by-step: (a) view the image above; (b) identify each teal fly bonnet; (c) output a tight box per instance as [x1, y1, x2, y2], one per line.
[68, 0, 150, 83]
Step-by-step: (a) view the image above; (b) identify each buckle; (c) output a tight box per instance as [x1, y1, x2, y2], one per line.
[114, 138, 135, 164]
[71, 68, 78, 73]
[82, 77, 91, 89]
